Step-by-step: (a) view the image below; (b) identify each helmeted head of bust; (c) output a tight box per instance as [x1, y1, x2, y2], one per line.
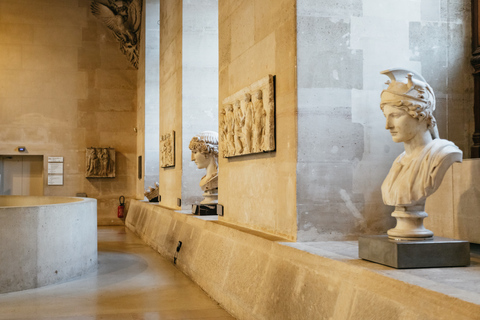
[380, 68, 438, 139]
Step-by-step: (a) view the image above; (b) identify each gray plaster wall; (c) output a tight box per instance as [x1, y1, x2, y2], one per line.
[144, 0, 160, 190]
[181, 0, 218, 208]
[296, 0, 474, 241]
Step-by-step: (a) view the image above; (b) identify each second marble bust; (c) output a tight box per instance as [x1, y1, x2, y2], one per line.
[189, 131, 219, 204]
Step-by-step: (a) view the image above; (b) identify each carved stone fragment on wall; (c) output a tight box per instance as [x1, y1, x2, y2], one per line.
[90, 0, 143, 69]
[86, 147, 115, 178]
[220, 75, 275, 157]
[160, 131, 175, 168]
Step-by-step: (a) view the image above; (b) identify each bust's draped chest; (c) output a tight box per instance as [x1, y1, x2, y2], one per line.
[200, 174, 218, 192]
[381, 139, 461, 206]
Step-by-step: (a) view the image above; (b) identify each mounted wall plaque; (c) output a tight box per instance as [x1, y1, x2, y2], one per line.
[220, 75, 276, 158]
[85, 147, 115, 178]
[160, 131, 175, 168]
[48, 156, 64, 185]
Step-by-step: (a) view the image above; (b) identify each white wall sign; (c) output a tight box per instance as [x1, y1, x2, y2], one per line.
[48, 157, 64, 163]
[48, 163, 63, 174]
[48, 175, 63, 186]
[47, 157, 64, 185]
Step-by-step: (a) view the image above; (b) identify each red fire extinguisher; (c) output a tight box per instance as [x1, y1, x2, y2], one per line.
[118, 196, 125, 218]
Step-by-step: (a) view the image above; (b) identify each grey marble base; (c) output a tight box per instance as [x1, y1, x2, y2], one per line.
[358, 235, 470, 269]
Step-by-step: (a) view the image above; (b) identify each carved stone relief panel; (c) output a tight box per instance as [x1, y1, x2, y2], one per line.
[160, 131, 175, 168]
[86, 147, 115, 178]
[90, 0, 143, 69]
[220, 75, 275, 158]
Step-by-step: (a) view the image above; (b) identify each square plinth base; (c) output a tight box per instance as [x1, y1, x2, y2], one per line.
[359, 235, 470, 269]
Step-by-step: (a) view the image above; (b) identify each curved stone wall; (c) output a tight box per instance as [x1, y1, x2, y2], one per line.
[0, 196, 98, 293]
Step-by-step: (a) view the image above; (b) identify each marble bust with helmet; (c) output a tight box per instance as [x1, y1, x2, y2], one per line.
[379, 68, 462, 239]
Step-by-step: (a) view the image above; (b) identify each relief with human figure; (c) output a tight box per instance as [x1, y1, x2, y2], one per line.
[220, 75, 275, 158]
[160, 131, 175, 168]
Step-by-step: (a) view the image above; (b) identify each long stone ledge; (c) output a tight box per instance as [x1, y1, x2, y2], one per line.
[126, 200, 480, 320]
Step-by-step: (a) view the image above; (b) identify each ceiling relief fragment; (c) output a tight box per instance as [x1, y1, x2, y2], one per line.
[90, 0, 142, 69]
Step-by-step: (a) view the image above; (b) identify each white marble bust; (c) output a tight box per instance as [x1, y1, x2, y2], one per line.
[188, 131, 219, 204]
[380, 68, 462, 239]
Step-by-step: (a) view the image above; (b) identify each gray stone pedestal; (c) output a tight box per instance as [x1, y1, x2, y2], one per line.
[359, 235, 470, 268]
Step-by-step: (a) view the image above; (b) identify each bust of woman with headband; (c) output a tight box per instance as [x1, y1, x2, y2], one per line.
[189, 131, 219, 204]
[380, 68, 462, 239]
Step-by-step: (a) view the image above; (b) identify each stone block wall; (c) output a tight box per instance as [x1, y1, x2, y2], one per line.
[218, 0, 298, 240]
[0, 0, 138, 225]
[159, 0, 182, 209]
[136, 0, 160, 199]
[144, 0, 160, 192]
[136, 0, 146, 199]
[296, 0, 474, 240]
[181, 0, 219, 208]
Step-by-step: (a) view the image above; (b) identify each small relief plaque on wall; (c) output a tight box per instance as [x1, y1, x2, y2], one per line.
[220, 75, 276, 158]
[85, 147, 115, 178]
[160, 131, 175, 168]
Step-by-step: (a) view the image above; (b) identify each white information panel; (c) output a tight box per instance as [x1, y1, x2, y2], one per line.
[47, 156, 64, 186]
[48, 163, 63, 174]
[48, 175, 63, 186]
[48, 157, 64, 163]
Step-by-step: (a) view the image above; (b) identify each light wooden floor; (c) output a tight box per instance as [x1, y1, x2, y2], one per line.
[0, 226, 235, 320]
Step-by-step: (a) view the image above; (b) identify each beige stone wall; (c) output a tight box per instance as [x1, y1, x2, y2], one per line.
[159, 0, 182, 209]
[218, 0, 298, 240]
[136, 0, 146, 199]
[0, 0, 137, 225]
